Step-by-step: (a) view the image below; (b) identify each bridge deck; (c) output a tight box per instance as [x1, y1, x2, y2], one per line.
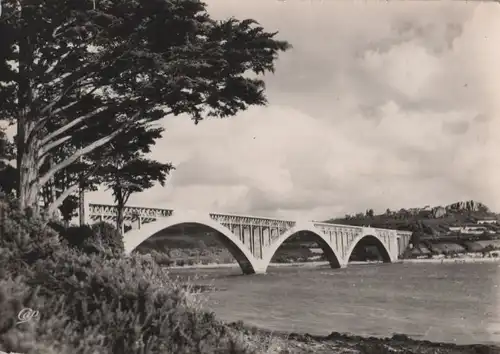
[86, 203, 412, 236]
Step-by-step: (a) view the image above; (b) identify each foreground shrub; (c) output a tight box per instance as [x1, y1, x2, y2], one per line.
[0, 202, 63, 279]
[24, 252, 254, 353]
[0, 277, 109, 354]
[58, 222, 124, 259]
[90, 221, 125, 257]
[0, 201, 256, 353]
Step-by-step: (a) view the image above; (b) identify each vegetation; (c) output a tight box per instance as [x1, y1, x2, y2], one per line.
[93, 131, 174, 232]
[330, 200, 497, 236]
[328, 200, 500, 260]
[0, 198, 268, 354]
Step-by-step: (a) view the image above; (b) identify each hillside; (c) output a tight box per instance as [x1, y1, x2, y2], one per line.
[326, 200, 500, 240]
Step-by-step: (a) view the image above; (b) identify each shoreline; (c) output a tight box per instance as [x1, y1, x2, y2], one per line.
[399, 256, 500, 264]
[165, 256, 500, 271]
[232, 323, 500, 354]
[166, 261, 337, 270]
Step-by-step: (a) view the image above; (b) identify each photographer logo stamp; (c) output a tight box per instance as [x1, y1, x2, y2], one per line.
[16, 308, 39, 325]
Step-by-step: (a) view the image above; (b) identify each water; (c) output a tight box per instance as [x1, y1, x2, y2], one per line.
[170, 263, 500, 345]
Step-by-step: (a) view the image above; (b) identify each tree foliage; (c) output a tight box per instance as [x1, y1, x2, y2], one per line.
[101, 155, 173, 232]
[83, 122, 174, 231]
[0, 0, 291, 213]
[0, 128, 16, 195]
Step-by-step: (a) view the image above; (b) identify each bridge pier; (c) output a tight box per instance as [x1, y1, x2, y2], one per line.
[247, 260, 268, 275]
[135, 216, 142, 230]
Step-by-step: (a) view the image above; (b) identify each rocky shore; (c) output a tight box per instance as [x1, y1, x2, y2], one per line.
[229, 323, 500, 354]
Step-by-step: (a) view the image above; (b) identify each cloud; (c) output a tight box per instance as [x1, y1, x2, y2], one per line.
[88, 1, 500, 220]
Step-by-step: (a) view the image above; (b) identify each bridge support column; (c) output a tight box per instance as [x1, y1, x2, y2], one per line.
[235, 259, 267, 275]
[250, 260, 268, 275]
[253, 267, 267, 275]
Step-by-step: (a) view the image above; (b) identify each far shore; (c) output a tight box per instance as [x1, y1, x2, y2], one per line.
[400, 256, 500, 264]
[164, 256, 500, 271]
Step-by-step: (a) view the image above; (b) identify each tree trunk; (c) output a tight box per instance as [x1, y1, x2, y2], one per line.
[116, 201, 125, 235]
[49, 156, 57, 206]
[17, 4, 39, 213]
[17, 144, 40, 213]
[0, 192, 6, 239]
[79, 176, 85, 226]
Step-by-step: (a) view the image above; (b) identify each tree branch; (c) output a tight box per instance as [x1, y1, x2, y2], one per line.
[43, 43, 76, 76]
[37, 135, 73, 162]
[29, 82, 97, 148]
[39, 72, 94, 115]
[50, 100, 79, 116]
[40, 106, 109, 146]
[39, 43, 134, 117]
[123, 190, 132, 205]
[39, 127, 125, 188]
[47, 182, 80, 215]
[46, 161, 102, 214]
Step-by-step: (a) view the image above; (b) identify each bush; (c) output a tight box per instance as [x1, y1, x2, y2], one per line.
[90, 221, 125, 257]
[0, 277, 107, 354]
[23, 251, 253, 353]
[0, 200, 63, 278]
[58, 222, 124, 259]
[0, 202, 108, 354]
[150, 250, 174, 266]
[0, 201, 257, 354]
[59, 225, 94, 249]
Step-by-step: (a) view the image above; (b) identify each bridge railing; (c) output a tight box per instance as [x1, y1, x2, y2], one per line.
[210, 212, 296, 229]
[312, 221, 364, 231]
[88, 203, 174, 219]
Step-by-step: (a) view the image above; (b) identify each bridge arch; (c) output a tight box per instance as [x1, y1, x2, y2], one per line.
[344, 234, 392, 264]
[123, 212, 266, 275]
[262, 222, 344, 271]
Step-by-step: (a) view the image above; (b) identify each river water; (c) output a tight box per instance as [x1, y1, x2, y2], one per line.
[170, 262, 500, 345]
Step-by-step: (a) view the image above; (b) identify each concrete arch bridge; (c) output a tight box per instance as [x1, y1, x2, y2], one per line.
[87, 203, 412, 275]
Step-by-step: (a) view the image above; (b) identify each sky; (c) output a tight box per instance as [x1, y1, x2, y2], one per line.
[87, 1, 500, 220]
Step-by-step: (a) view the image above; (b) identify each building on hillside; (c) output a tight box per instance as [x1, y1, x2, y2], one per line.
[461, 227, 487, 235]
[463, 224, 487, 229]
[448, 225, 487, 235]
[406, 208, 419, 215]
[477, 219, 498, 225]
[432, 206, 446, 218]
